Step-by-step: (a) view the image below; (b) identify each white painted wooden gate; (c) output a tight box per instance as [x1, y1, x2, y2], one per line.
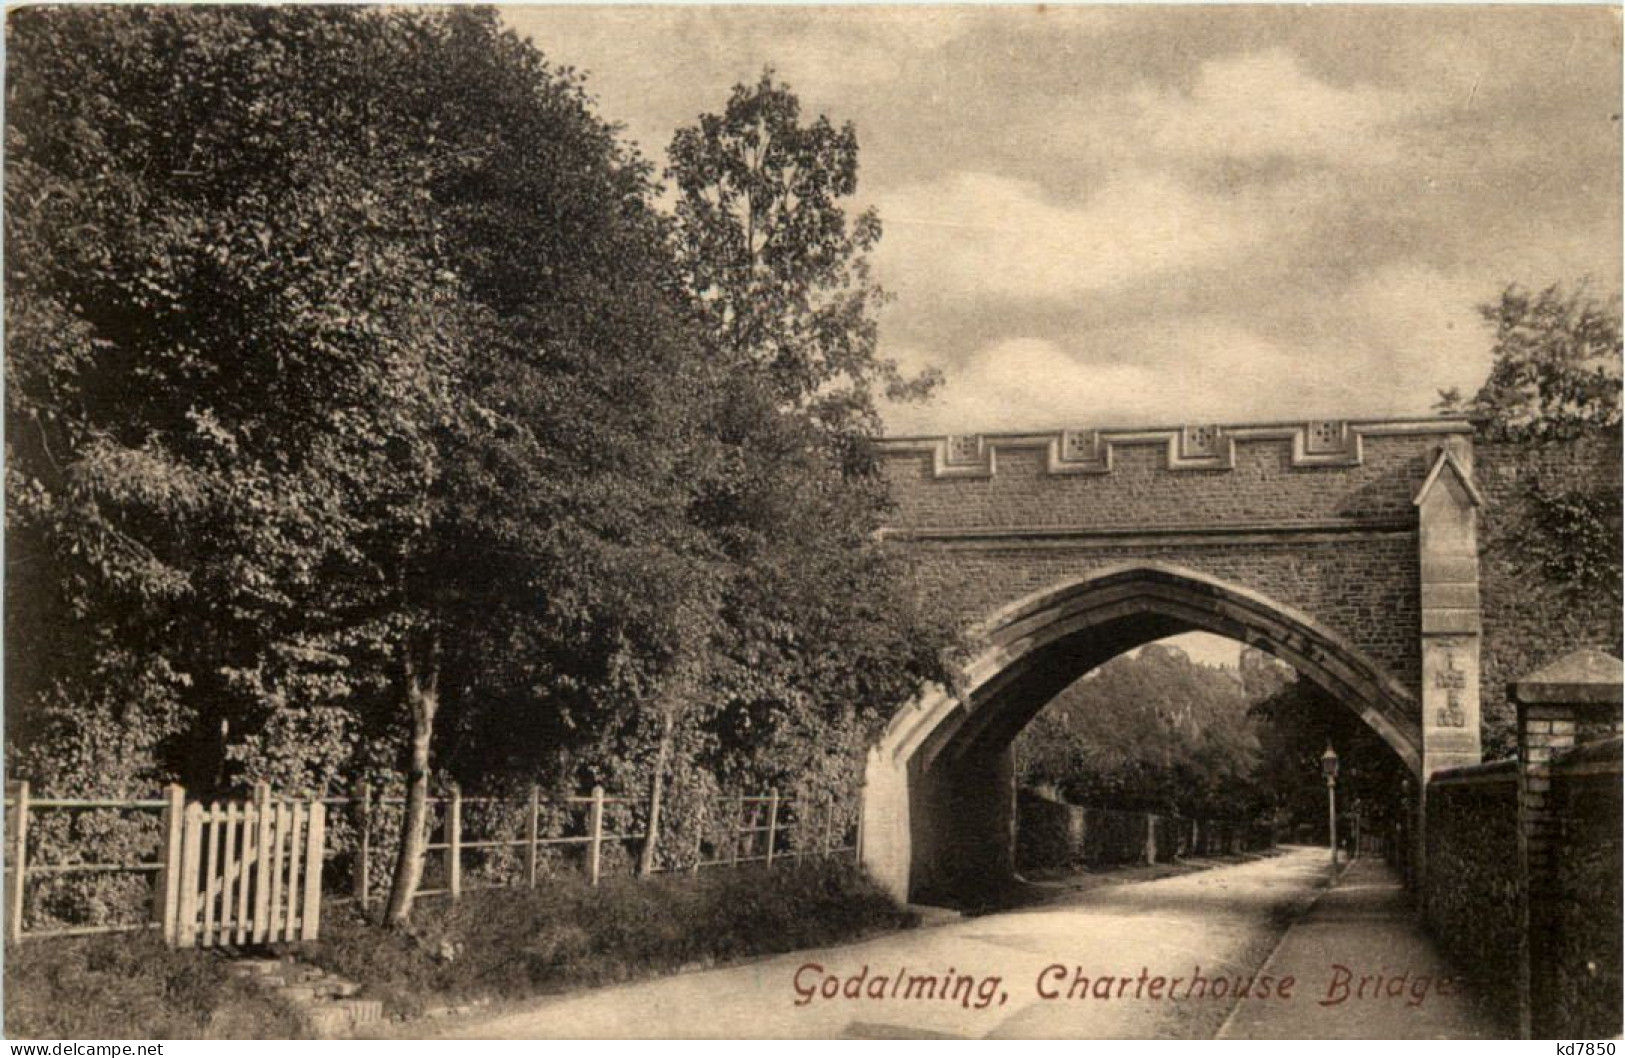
[166, 786, 325, 947]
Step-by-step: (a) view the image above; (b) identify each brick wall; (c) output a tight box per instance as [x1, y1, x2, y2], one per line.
[1424, 760, 1522, 1023]
[881, 431, 1431, 531]
[1425, 738, 1622, 1038]
[896, 539, 1423, 691]
[1543, 739, 1623, 1038]
[879, 429, 1447, 710]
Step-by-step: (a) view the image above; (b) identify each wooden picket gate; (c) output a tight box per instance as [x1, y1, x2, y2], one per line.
[165, 785, 326, 947]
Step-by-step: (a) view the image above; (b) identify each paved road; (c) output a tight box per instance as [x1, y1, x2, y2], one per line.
[1219, 855, 1504, 1039]
[430, 846, 1488, 1039]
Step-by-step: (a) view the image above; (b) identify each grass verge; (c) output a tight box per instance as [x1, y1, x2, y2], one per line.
[4, 931, 309, 1039]
[304, 858, 917, 1020]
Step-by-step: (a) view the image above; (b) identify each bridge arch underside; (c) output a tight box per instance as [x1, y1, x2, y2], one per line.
[867, 565, 1422, 906]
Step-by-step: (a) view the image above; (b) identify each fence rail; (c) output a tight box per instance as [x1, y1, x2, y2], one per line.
[5, 778, 862, 945]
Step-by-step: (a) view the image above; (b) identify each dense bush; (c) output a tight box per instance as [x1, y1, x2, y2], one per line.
[304, 859, 915, 1018]
[5, 7, 954, 923]
[4, 932, 308, 1039]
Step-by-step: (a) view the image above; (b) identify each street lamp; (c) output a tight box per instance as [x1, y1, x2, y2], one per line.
[1321, 744, 1340, 867]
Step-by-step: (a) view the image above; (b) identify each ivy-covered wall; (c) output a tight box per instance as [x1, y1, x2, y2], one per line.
[1543, 741, 1623, 1037]
[1424, 761, 1521, 1023]
[1476, 434, 1623, 758]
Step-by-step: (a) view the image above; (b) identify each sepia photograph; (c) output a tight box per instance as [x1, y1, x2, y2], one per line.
[2, 2, 1621, 1043]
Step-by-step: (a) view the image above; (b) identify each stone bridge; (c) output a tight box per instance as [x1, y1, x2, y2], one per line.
[859, 417, 1486, 903]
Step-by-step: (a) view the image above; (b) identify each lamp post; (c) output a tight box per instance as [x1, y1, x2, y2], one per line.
[1321, 744, 1340, 868]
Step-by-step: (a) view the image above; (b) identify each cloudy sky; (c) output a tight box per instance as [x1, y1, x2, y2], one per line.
[501, 6, 1618, 667]
[504, 4, 1620, 439]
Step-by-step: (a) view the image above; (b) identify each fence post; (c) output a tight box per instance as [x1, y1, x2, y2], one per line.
[6, 781, 29, 945]
[822, 797, 834, 858]
[447, 784, 462, 902]
[179, 800, 205, 947]
[152, 784, 185, 944]
[730, 792, 743, 867]
[587, 785, 605, 887]
[251, 783, 272, 943]
[855, 789, 866, 859]
[525, 785, 540, 889]
[356, 783, 372, 912]
[302, 801, 325, 941]
[765, 789, 779, 867]
[1144, 813, 1157, 865]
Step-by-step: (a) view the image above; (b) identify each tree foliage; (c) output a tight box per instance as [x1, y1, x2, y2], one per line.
[5, 8, 958, 917]
[1013, 644, 1264, 818]
[6, 7, 455, 794]
[1013, 644, 1411, 829]
[1242, 653, 1408, 835]
[655, 69, 958, 816]
[1438, 281, 1622, 441]
[668, 70, 937, 441]
[1435, 281, 1623, 758]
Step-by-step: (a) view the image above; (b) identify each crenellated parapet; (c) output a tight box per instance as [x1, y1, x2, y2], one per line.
[876, 416, 1473, 479]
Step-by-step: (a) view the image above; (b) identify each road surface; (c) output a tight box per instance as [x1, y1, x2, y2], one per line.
[1219, 854, 1501, 1039]
[421, 847, 1492, 1039]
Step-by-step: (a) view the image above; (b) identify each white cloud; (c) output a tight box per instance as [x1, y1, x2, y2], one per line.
[1009, 47, 1437, 182]
[881, 264, 1497, 437]
[882, 326, 1305, 435]
[1129, 49, 1427, 167]
[874, 171, 1309, 304]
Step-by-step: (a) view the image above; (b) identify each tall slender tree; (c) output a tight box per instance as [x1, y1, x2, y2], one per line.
[666, 73, 957, 804]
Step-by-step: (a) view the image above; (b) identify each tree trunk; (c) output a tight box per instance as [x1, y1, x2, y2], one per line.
[385, 646, 438, 926]
[638, 710, 675, 877]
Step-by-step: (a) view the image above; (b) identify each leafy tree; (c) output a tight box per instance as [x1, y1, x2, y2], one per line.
[7, 11, 963, 925]
[1013, 643, 1267, 818]
[5, 7, 727, 921]
[1244, 655, 1408, 837]
[662, 74, 958, 821]
[668, 70, 937, 440]
[1437, 281, 1622, 441]
[5, 7, 454, 799]
[361, 9, 731, 923]
[1013, 643, 1413, 833]
[1437, 281, 1622, 757]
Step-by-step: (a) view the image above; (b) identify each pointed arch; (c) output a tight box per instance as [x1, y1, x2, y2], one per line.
[877, 561, 1421, 777]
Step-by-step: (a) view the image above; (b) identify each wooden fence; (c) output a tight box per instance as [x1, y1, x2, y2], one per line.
[3, 782, 167, 942]
[4, 781, 326, 947]
[323, 784, 861, 909]
[172, 786, 326, 947]
[5, 779, 861, 944]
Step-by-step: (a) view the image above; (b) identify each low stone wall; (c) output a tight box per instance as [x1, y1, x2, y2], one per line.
[1543, 739, 1623, 1038]
[1015, 789, 1085, 872]
[1152, 813, 1180, 860]
[1424, 759, 1522, 1019]
[1015, 789, 1271, 873]
[1083, 806, 1150, 866]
